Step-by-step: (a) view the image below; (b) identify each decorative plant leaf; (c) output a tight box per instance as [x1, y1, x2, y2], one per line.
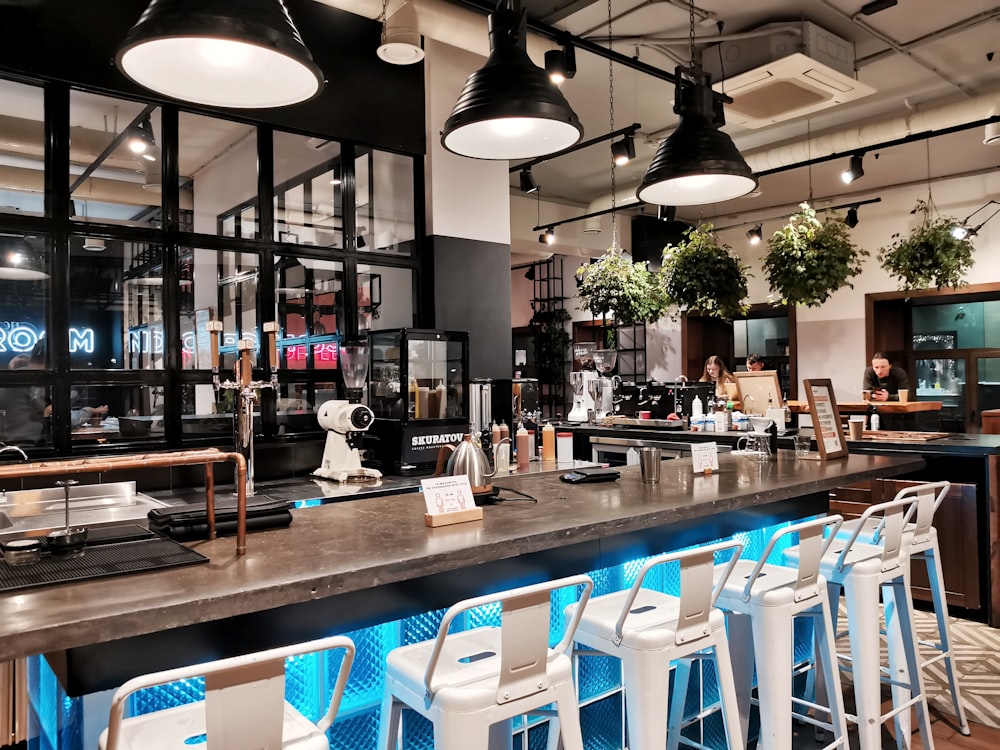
[877, 199, 974, 292]
[531, 307, 571, 386]
[658, 223, 750, 320]
[576, 247, 667, 327]
[763, 202, 868, 307]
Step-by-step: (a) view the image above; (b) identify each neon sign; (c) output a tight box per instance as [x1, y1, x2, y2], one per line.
[0, 323, 95, 354]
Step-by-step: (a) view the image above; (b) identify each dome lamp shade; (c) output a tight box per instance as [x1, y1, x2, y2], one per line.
[637, 67, 757, 206]
[116, 0, 324, 109]
[441, 0, 583, 160]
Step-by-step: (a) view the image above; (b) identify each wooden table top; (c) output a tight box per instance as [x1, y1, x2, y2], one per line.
[787, 400, 943, 414]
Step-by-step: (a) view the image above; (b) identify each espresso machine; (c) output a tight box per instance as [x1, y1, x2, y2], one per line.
[315, 342, 382, 483]
[568, 342, 597, 423]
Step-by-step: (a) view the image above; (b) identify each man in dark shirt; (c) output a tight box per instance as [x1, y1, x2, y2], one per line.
[862, 352, 910, 402]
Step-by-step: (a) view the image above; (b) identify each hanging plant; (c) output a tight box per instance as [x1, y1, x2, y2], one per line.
[576, 247, 667, 327]
[877, 199, 974, 292]
[763, 202, 868, 307]
[530, 307, 571, 387]
[658, 223, 750, 320]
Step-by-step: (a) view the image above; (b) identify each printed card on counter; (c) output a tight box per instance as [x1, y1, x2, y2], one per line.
[691, 442, 719, 474]
[421, 475, 475, 516]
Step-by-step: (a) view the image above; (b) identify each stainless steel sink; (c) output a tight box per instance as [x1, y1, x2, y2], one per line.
[0, 481, 165, 534]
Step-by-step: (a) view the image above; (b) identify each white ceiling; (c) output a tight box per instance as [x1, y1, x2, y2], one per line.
[498, 0, 1000, 220]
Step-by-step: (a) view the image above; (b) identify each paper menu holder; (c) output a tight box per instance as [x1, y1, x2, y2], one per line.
[421, 475, 484, 527]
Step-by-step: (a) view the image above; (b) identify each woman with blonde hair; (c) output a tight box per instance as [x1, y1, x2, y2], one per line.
[699, 355, 737, 398]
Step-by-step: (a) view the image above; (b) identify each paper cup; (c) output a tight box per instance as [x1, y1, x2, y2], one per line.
[898, 389, 909, 403]
[862, 390, 872, 402]
[848, 416, 865, 440]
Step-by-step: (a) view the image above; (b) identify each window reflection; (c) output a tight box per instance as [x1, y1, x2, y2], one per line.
[0, 78, 45, 217]
[275, 255, 342, 369]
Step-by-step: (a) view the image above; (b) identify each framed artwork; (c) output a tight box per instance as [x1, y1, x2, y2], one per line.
[804, 378, 848, 460]
[734, 371, 782, 415]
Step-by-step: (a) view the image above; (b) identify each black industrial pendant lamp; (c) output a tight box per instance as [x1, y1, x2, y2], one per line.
[441, 0, 583, 160]
[116, 0, 324, 109]
[637, 0, 756, 206]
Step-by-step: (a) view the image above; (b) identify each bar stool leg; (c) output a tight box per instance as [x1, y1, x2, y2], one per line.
[667, 657, 693, 750]
[712, 631, 751, 750]
[919, 546, 971, 735]
[886, 577, 937, 750]
[726, 612, 755, 749]
[750, 601, 795, 750]
[621, 652, 672, 750]
[377, 693, 403, 750]
[815, 595, 850, 744]
[552, 681, 585, 750]
[884, 581, 912, 747]
[435, 713, 495, 750]
[842, 575, 884, 750]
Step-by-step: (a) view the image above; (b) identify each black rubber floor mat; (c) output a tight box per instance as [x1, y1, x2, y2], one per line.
[0, 537, 207, 592]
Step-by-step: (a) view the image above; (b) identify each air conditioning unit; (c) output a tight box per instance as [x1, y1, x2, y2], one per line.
[702, 22, 876, 129]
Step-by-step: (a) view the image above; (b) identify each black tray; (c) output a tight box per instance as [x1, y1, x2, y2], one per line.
[0, 535, 208, 593]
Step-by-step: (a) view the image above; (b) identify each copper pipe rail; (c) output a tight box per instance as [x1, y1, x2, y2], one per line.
[0, 449, 249, 555]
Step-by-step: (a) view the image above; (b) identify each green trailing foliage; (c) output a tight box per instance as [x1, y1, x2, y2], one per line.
[531, 307, 571, 387]
[877, 199, 974, 292]
[576, 248, 668, 327]
[658, 223, 750, 320]
[763, 202, 868, 307]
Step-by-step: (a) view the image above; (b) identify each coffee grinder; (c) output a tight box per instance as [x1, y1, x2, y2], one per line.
[315, 341, 382, 483]
[592, 349, 621, 420]
[568, 342, 597, 423]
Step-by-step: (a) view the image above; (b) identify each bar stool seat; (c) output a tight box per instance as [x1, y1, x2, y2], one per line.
[377, 574, 593, 750]
[98, 634, 355, 750]
[784, 491, 937, 750]
[714, 516, 850, 750]
[833, 480, 969, 735]
[565, 540, 745, 750]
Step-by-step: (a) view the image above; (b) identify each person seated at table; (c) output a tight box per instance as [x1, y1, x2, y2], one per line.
[699, 355, 736, 398]
[27, 341, 109, 428]
[746, 353, 765, 372]
[862, 352, 910, 402]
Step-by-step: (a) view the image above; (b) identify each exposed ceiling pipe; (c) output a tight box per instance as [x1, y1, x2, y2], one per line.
[743, 91, 1000, 173]
[855, 8, 1000, 68]
[0, 165, 192, 210]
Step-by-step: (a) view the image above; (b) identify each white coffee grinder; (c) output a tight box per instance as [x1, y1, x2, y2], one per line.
[315, 342, 382, 483]
[568, 342, 597, 423]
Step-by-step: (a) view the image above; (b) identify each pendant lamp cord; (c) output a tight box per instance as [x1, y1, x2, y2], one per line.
[806, 119, 814, 206]
[924, 137, 937, 216]
[688, 0, 695, 69]
[380, 0, 389, 46]
[608, 0, 618, 250]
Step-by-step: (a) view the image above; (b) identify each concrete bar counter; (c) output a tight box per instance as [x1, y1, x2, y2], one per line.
[0, 451, 921, 699]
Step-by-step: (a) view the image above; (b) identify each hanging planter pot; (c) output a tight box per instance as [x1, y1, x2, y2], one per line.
[763, 202, 867, 307]
[877, 199, 974, 292]
[658, 223, 749, 320]
[576, 247, 667, 327]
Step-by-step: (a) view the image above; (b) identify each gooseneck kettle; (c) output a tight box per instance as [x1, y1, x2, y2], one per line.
[434, 434, 498, 497]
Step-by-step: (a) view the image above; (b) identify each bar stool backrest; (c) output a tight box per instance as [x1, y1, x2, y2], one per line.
[610, 540, 743, 647]
[833, 494, 918, 574]
[421, 574, 594, 706]
[103, 634, 356, 750]
[900, 481, 950, 546]
[741, 515, 843, 603]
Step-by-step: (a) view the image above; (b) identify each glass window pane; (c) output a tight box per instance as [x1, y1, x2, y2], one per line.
[182, 248, 259, 371]
[277, 381, 320, 436]
[68, 235, 135, 369]
[915, 356, 965, 431]
[68, 91, 162, 227]
[912, 302, 984, 350]
[179, 112, 257, 236]
[0, 78, 45, 217]
[275, 255, 343, 369]
[273, 131, 342, 249]
[357, 263, 413, 330]
[356, 149, 415, 255]
[0, 233, 48, 369]
[0, 385, 51, 447]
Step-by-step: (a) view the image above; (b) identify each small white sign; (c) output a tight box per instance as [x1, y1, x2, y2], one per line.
[691, 442, 719, 474]
[421, 475, 476, 516]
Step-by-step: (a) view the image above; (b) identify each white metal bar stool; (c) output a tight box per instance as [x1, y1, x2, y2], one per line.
[376, 574, 594, 750]
[834, 480, 969, 735]
[784, 494, 936, 750]
[715, 515, 850, 750]
[98, 634, 356, 750]
[564, 540, 745, 750]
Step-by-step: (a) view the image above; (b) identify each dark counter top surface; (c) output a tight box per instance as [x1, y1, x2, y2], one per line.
[0, 451, 923, 661]
[563, 423, 1000, 456]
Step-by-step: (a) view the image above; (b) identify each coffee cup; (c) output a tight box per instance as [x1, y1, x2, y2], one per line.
[848, 416, 865, 440]
[898, 389, 909, 403]
[862, 390, 872, 402]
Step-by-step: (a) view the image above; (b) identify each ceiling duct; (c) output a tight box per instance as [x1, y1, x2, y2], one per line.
[701, 22, 876, 129]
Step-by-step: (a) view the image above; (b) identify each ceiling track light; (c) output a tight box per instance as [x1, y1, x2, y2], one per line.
[657, 205, 676, 222]
[746, 224, 763, 245]
[128, 116, 157, 156]
[441, 0, 583, 160]
[538, 228, 555, 244]
[116, 0, 324, 109]
[841, 153, 865, 185]
[611, 134, 636, 166]
[544, 44, 576, 85]
[637, 65, 757, 206]
[952, 199, 1000, 239]
[860, 0, 898, 15]
[376, 0, 424, 65]
[845, 206, 860, 228]
[519, 168, 539, 194]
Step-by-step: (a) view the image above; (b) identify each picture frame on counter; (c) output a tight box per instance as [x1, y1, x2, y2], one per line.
[804, 378, 848, 460]
[734, 371, 782, 415]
